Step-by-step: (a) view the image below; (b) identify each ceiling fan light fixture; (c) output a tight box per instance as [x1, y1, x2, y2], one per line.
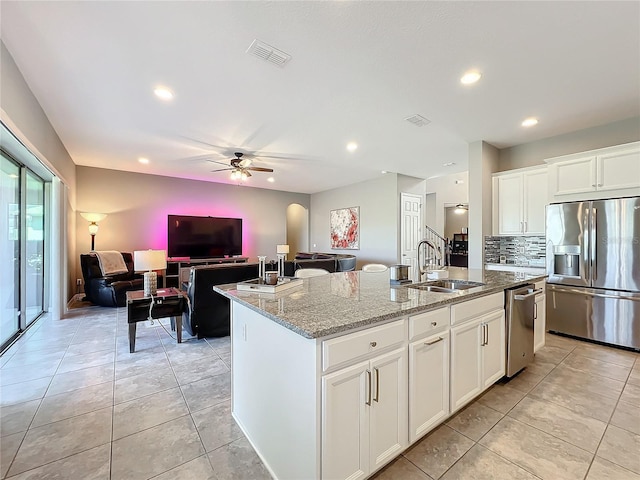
[454, 204, 468, 214]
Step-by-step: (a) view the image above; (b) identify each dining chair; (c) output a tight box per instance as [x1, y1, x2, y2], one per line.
[361, 263, 388, 272]
[295, 268, 330, 278]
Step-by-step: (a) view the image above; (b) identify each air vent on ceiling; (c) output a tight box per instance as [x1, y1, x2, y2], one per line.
[405, 114, 431, 127]
[246, 40, 291, 68]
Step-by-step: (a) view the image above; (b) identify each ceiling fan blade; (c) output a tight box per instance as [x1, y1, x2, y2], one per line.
[246, 167, 274, 173]
[207, 159, 232, 167]
[211, 167, 234, 173]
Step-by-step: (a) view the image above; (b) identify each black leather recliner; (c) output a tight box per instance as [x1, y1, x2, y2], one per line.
[80, 252, 144, 307]
[183, 263, 260, 338]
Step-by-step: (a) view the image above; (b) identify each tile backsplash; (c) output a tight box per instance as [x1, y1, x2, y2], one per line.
[484, 235, 546, 267]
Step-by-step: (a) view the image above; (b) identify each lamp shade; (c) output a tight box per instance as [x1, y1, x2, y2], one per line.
[276, 244, 290, 254]
[80, 212, 107, 223]
[134, 249, 167, 272]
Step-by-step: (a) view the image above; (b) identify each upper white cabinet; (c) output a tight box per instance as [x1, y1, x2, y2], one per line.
[546, 142, 640, 201]
[492, 166, 547, 236]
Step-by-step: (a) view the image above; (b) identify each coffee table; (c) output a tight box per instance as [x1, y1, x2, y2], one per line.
[126, 287, 186, 353]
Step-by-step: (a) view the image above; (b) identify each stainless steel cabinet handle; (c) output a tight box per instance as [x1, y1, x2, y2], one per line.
[365, 370, 371, 406]
[373, 368, 379, 403]
[534, 302, 538, 320]
[485, 323, 489, 345]
[523, 221, 527, 232]
[424, 337, 444, 346]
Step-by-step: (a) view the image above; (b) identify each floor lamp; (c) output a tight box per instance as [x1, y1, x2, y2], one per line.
[134, 250, 167, 296]
[80, 213, 107, 251]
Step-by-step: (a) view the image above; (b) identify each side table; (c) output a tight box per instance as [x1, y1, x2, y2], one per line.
[126, 288, 186, 353]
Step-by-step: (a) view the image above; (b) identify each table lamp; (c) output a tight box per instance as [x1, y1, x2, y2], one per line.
[276, 244, 289, 277]
[134, 249, 167, 296]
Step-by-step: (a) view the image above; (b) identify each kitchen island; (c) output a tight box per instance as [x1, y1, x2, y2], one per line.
[214, 267, 546, 480]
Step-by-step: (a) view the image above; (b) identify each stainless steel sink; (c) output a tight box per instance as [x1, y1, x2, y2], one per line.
[407, 280, 485, 293]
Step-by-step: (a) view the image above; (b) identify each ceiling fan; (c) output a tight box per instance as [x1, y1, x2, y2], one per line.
[210, 152, 274, 181]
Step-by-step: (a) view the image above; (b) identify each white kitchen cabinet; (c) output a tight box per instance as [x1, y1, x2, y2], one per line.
[450, 309, 505, 413]
[481, 310, 506, 389]
[534, 281, 546, 353]
[492, 167, 547, 235]
[322, 347, 407, 480]
[546, 142, 640, 201]
[409, 330, 449, 443]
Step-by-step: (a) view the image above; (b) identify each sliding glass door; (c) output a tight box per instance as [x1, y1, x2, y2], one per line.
[25, 171, 44, 325]
[1, 155, 20, 347]
[0, 151, 47, 351]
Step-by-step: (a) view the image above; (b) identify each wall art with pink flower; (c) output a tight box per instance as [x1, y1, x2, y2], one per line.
[330, 207, 359, 250]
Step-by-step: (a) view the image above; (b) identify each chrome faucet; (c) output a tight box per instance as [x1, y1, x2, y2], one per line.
[417, 238, 442, 277]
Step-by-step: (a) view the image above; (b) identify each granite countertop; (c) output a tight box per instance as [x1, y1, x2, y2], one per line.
[213, 267, 547, 340]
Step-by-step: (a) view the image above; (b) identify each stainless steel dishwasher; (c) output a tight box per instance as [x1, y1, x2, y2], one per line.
[505, 284, 542, 377]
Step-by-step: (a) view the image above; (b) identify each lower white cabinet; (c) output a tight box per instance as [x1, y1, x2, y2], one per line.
[322, 347, 408, 480]
[482, 310, 506, 389]
[409, 330, 450, 443]
[450, 309, 505, 412]
[534, 282, 546, 353]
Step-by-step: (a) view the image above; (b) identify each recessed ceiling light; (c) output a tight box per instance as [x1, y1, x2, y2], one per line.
[267, 177, 275, 183]
[522, 117, 539, 127]
[381, 170, 388, 174]
[460, 70, 481, 85]
[138, 157, 149, 164]
[153, 87, 174, 100]
[443, 162, 456, 167]
[346, 142, 358, 152]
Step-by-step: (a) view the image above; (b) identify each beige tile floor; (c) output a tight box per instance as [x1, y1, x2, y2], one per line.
[0, 306, 638, 480]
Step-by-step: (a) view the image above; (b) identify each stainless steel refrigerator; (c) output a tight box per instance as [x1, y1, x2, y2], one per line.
[546, 196, 640, 350]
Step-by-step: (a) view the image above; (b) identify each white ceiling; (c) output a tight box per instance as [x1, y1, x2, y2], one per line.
[2, 1, 638, 194]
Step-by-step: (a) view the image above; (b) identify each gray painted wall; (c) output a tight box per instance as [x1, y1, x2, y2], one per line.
[498, 116, 640, 171]
[75, 166, 310, 282]
[1, 40, 77, 308]
[310, 173, 398, 267]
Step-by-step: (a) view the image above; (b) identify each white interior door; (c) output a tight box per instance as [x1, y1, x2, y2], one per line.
[401, 193, 422, 281]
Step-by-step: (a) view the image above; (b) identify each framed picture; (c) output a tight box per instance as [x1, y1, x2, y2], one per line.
[330, 206, 359, 249]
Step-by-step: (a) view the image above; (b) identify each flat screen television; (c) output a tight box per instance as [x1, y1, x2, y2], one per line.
[167, 215, 242, 259]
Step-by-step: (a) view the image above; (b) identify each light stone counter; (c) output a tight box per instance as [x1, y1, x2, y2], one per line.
[213, 267, 546, 339]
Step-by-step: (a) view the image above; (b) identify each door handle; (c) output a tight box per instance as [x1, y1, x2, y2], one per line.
[591, 207, 597, 282]
[373, 368, 379, 403]
[365, 370, 372, 406]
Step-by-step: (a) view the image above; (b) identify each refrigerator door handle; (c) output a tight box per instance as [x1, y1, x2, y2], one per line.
[591, 207, 597, 282]
[550, 286, 640, 302]
[583, 207, 591, 284]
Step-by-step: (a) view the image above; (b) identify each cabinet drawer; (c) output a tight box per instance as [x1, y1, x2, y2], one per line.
[408, 307, 449, 342]
[451, 293, 503, 326]
[322, 319, 406, 372]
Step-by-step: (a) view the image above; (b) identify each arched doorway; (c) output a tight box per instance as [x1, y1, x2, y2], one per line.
[286, 203, 309, 255]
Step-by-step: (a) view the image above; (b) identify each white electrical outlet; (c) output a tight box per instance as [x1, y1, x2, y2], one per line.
[76, 278, 82, 286]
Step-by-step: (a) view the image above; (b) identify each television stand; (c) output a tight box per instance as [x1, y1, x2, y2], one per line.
[165, 257, 249, 288]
